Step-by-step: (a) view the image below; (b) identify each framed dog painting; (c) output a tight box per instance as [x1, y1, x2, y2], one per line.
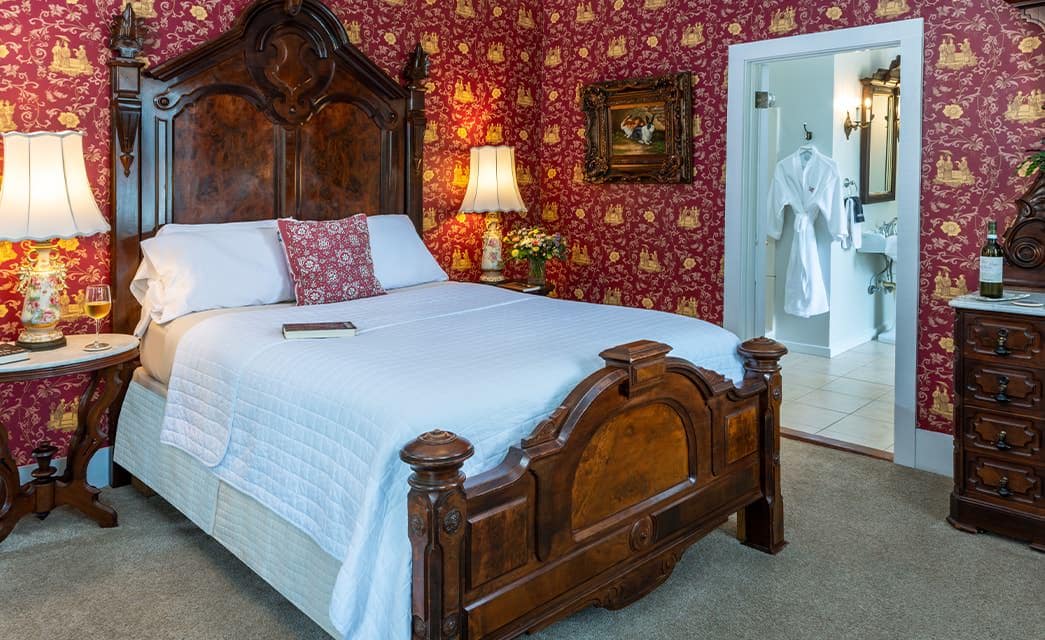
[581, 72, 693, 183]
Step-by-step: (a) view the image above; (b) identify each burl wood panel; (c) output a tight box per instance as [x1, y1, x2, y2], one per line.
[171, 94, 276, 223]
[298, 102, 383, 218]
[571, 403, 689, 532]
[725, 407, 759, 465]
[468, 497, 532, 588]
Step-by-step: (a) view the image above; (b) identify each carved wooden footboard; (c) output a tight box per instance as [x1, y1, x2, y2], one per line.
[401, 337, 787, 639]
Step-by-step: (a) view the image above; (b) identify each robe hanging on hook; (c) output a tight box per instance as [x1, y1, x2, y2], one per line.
[802, 123, 813, 141]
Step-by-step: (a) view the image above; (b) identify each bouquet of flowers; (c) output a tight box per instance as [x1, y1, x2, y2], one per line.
[503, 226, 567, 286]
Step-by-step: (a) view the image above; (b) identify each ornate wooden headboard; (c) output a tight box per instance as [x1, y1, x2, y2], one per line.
[1003, 171, 1045, 290]
[107, 0, 428, 333]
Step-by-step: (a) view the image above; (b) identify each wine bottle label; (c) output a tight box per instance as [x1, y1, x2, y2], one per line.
[980, 256, 1003, 283]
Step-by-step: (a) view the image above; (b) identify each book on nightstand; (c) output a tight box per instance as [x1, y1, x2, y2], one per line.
[282, 321, 357, 339]
[0, 343, 30, 365]
[498, 281, 543, 293]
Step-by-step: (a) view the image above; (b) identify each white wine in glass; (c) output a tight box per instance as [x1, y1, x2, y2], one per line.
[83, 284, 112, 352]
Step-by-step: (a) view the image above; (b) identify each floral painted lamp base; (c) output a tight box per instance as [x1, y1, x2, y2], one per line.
[16, 242, 67, 351]
[480, 212, 507, 283]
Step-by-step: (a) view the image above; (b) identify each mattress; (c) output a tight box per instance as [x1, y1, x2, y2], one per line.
[114, 371, 341, 638]
[156, 281, 747, 638]
[140, 304, 290, 385]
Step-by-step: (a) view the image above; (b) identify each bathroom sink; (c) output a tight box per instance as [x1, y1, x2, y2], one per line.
[859, 232, 898, 261]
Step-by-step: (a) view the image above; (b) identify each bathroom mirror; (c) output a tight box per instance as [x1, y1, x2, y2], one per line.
[860, 56, 900, 204]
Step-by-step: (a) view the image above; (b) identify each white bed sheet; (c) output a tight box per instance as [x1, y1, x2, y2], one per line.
[157, 282, 746, 638]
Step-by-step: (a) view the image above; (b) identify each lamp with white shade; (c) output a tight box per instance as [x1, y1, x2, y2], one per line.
[458, 145, 527, 283]
[0, 131, 110, 350]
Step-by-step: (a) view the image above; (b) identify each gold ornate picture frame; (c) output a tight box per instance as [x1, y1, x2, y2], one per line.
[581, 72, 693, 183]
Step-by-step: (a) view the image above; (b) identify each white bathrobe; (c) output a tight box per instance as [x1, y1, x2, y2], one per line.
[767, 146, 847, 318]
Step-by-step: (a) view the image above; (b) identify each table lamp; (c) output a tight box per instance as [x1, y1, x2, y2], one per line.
[0, 131, 110, 350]
[458, 145, 527, 283]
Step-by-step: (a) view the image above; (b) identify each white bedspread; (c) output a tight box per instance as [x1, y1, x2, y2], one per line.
[158, 282, 745, 638]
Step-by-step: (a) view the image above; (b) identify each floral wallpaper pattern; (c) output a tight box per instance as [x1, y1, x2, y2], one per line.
[535, 0, 1043, 434]
[0, 0, 543, 465]
[0, 0, 1040, 466]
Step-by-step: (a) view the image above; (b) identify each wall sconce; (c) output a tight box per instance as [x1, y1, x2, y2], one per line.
[844, 97, 874, 140]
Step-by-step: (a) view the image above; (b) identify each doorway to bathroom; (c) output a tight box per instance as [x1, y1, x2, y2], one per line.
[723, 20, 925, 467]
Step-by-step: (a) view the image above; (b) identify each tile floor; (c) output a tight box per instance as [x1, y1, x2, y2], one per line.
[779, 340, 895, 453]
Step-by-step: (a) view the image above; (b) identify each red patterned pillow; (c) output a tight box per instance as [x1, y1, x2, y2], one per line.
[277, 215, 386, 305]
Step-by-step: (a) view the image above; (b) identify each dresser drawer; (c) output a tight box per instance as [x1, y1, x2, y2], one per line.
[963, 312, 1044, 367]
[963, 362, 1042, 414]
[965, 456, 1044, 512]
[965, 408, 1043, 462]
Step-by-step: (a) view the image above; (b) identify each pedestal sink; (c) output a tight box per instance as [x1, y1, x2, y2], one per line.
[859, 231, 898, 261]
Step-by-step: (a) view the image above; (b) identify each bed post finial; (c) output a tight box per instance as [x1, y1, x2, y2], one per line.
[736, 337, 788, 554]
[109, 3, 144, 60]
[401, 430, 472, 639]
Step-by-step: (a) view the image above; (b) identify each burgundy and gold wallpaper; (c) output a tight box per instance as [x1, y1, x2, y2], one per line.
[0, 0, 543, 465]
[535, 0, 1043, 434]
[0, 0, 1041, 465]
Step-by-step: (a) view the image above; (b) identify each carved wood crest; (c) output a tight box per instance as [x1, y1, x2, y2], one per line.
[1003, 171, 1045, 289]
[581, 73, 693, 183]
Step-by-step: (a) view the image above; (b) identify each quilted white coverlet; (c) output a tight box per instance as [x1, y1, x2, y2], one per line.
[158, 282, 745, 638]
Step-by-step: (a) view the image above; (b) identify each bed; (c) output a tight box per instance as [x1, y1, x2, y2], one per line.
[107, 2, 788, 639]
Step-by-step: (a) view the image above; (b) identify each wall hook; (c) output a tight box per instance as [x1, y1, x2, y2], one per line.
[802, 123, 813, 141]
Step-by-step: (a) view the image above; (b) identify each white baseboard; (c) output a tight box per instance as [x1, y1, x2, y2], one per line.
[17, 445, 111, 488]
[914, 429, 952, 477]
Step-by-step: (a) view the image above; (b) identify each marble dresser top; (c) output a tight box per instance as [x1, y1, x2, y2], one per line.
[949, 291, 1045, 317]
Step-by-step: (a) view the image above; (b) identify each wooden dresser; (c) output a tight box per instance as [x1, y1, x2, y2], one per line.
[947, 172, 1045, 551]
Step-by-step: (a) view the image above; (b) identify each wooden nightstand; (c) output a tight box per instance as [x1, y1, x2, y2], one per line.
[0, 333, 139, 543]
[491, 280, 555, 296]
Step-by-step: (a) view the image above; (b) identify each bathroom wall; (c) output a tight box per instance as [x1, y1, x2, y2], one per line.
[765, 52, 882, 356]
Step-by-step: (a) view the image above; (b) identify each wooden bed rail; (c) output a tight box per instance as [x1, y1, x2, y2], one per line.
[402, 338, 787, 639]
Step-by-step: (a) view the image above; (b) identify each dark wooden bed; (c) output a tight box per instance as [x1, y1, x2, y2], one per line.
[107, 1, 788, 638]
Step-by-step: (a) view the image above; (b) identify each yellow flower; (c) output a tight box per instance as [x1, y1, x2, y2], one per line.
[613, 0, 624, 10]
[643, 210, 655, 222]
[385, 33, 398, 45]
[548, 90, 559, 101]
[457, 42, 467, 53]
[491, 87, 502, 99]
[728, 22, 742, 36]
[826, 6, 843, 20]
[519, 130, 529, 140]
[57, 237, 79, 252]
[0, 44, 9, 58]
[641, 297, 654, 309]
[520, 51, 529, 62]
[609, 250, 620, 263]
[493, 7, 503, 17]
[0, 241, 17, 264]
[646, 36, 658, 48]
[573, 288, 584, 300]
[511, 249, 519, 257]
[574, 208, 585, 219]
[58, 111, 80, 129]
[547, 168, 557, 178]
[422, 169, 434, 182]
[683, 257, 696, 269]
[550, 11, 560, 23]
[940, 220, 961, 236]
[578, 47, 589, 58]
[189, 5, 207, 20]
[1018, 36, 1041, 54]
[456, 126, 468, 139]
[939, 337, 954, 353]
[942, 104, 963, 120]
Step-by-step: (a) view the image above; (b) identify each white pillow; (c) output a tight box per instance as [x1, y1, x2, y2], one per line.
[132, 226, 293, 333]
[366, 214, 447, 289]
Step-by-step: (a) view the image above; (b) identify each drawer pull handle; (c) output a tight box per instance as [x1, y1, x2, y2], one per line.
[994, 329, 1011, 357]
[995, 430, 1012, 451]
[997, 476, 1012, 498]
[995, 376, 1010, 403]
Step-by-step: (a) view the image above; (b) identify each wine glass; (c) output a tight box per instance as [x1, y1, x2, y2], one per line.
[83, 284, 112, 352]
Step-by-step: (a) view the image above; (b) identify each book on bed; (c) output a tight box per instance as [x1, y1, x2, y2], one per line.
[282, 322, 357, 339]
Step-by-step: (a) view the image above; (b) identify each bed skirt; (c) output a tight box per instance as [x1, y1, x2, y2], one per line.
[114, 369, 341, 638]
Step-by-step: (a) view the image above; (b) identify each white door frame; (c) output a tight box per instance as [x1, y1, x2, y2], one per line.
[723, 19, 929, 471]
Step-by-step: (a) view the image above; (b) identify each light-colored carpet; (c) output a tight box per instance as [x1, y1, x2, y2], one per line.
[1, 440, 1041, 640]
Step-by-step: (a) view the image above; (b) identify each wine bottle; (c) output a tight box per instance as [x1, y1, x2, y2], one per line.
[979, 220, 1004, 299]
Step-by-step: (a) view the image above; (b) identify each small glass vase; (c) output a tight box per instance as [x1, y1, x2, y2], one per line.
[527, 258, 547, 287]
